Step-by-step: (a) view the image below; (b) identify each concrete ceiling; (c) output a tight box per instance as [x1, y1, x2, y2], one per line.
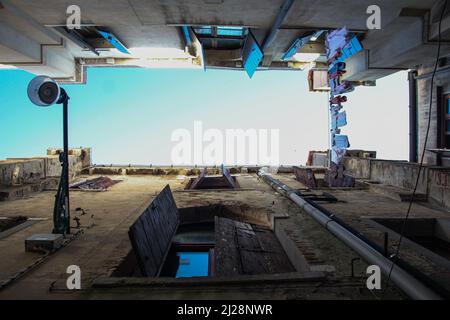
[1, 0, 447, 81]
[5, 0, 440, 54]
[6, 0, 438, 27]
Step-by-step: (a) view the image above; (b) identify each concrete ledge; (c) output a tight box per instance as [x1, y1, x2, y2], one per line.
[427, 168, 450, 209]
[365, 182, 427, 202]
[0, 159, 44, 185]
[1, 148, 91, 189]
[0, 178, 59, 201]
[344, 157, 450, 209]
[89, 166, 294, 176]
[92, 271, 325, 288]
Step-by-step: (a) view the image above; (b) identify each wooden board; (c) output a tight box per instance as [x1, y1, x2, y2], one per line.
[222, 164, 237, 189]
[128, 185, 179, 277]
[293, 166, 318, 188]
[189, 167, 207, 189]
[215, 217, 295, 277]
[215, 216, 243, 276]
[189, 166, 237, 189]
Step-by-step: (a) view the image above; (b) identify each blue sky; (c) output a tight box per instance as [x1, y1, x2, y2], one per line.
[0, 67, 408, 165]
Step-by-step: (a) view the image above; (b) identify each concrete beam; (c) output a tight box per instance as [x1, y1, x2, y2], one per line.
[20, 44, 76, 79]
[340, 50, 400, 81]
[0, 0, 61, 44]
[0, 21, 41, 63]
[0, 1, 76, 78]
[428, 13, 450, 41]
[261, 0, 296, 66]
[367, 17, 450, 69]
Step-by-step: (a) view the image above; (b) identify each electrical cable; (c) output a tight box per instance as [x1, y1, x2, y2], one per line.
[382, 0, 448, 299]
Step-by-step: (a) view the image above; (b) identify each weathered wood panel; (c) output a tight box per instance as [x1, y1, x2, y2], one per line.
[215, 216, 243, 276]
[222, 164, 237, 189]
[188, 166, 237, 189]
[189, 167, 207, 189]
[293, 166, 318, 188]
[128, 185, 179, 277]
[215, 217, 295, 277]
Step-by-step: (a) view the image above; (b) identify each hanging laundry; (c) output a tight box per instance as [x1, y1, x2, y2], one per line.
[330, 78, 354, 96]
[330, 104, 342, 114]
[337, 111, 347, 127]
[328, 62, 346, 74]
[332, 111, 347, 128]
[335, 36, 363, 63]
[331, 147, 347, 165]
[326, 26, 361, 174]
[326, 27, 349, 60]
[330, 129, 341, 137]
[333, 134, 350, 148]
[330, 95, 347, 105]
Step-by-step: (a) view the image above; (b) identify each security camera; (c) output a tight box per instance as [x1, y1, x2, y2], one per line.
[27, 76, 67, 106]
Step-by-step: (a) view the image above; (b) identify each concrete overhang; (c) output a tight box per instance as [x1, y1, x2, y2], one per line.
[340, 50, 401, 82]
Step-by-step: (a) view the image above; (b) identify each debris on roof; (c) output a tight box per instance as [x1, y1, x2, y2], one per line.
[70, 176, 121, 191]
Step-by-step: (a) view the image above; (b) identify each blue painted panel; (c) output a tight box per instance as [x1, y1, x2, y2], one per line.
[97, 30, 130, 54]
[242, 31, 263, 78]
[447, 98, 450, 114]
[282, 34, 313, 61]
[182, 26, 192, 46]
[194, 26, 212, 35]
[282, 31, 325, 61]
[217, 26, 244, 37]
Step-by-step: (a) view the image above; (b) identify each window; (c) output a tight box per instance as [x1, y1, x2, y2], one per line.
[216, 26, 246, 37]
[176, 252, 209, 278]
[160, 222, 215, 278]
[193, 26, 213, 35]
[193, 26, 246, 38]
[192, 25, 247, 50]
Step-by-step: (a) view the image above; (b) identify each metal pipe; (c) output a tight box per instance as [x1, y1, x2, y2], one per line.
[408, 70, 418, 163]
[62, 97, 70, 234]
[257, 170, 442, 300]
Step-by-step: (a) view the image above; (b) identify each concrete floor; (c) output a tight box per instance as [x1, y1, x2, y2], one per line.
[0, 173, 447, 299]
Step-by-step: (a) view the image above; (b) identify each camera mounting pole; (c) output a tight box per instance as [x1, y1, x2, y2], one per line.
[53, 89, 71, 234]
[27, 75, 71, 235]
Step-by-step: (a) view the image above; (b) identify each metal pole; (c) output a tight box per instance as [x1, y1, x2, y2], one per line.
[63, 97, 70, 234]
[408, 70, 418, 163]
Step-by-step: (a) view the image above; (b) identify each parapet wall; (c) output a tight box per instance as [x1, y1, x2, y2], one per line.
[0, 148, 91, 187]
[344, 156, 450, 209]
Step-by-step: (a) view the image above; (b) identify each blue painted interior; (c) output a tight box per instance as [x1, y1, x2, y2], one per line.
[175, 252, 209, 278]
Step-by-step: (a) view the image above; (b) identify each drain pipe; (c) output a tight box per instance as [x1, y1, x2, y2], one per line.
[408, 70, 418, 163]
[258, 170, 442, 300]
